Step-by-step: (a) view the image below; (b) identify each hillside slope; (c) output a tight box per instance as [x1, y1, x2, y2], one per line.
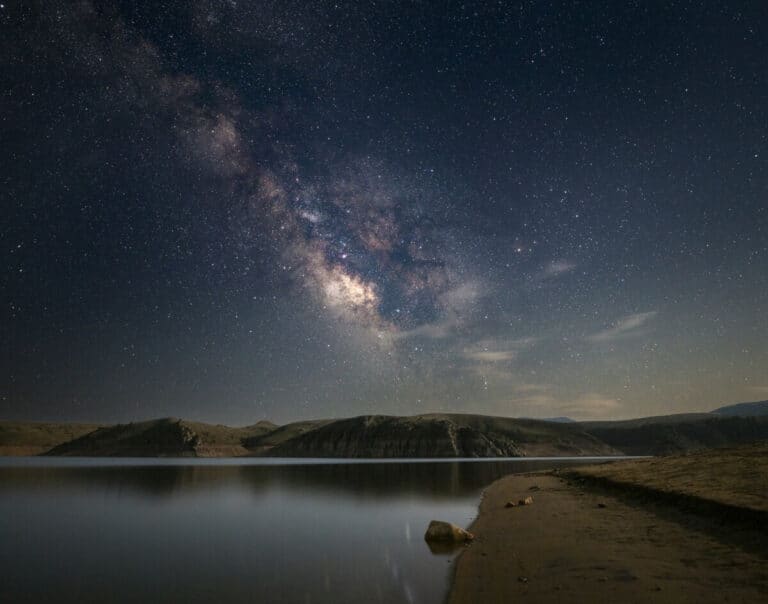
[579, 415, 768, 455]
[264, 414, 620, 458]
[567, 441, 768, 514]
[0, 421, 102, 456]
[7, 406, 768, 458]
[45, 418, 276, 457]
[711, 400, 768, 417]
[243, 419, 333, 453]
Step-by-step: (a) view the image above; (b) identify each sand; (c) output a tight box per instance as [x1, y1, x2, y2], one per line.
[449, 472, 768, 604]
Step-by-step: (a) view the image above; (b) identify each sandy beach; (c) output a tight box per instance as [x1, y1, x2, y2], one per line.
[449, 467, 768, 603]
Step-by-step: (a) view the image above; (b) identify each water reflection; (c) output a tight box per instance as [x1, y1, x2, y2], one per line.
[0, 458, 600, 498]
[0, 458, 601, 604]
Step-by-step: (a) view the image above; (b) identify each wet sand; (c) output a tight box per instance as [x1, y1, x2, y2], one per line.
[449, 472, 768, 604]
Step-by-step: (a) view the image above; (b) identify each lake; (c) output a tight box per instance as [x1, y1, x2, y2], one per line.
[0, 457, 615, 603]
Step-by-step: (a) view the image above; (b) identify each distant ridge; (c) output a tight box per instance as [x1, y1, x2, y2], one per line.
[3, 402, 768, 458]
[711, 400, 768, 417]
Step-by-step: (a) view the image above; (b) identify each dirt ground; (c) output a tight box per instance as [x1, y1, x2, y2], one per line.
[449, 473, 768, 604]
[568, 443, 768, 513]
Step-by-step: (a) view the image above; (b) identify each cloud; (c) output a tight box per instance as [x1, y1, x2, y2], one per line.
[514, 383, 552, 394]
[511, 393, 557, 407]
[393, 318, 457, 340]
[558, 393, 622, 418]
[544, 260, 576, 277]
[507, 383, 556, 407]
[392, 281, 485, 341]
[507, 386, 621, 420]
[586, 311, 658, 343]
[461, 337, 537, 363]
[465, 350, 518, 362]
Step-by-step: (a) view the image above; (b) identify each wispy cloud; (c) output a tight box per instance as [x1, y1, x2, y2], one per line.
[748, 385, 768, 397]
[462, 337, 537, 363]
[511, 393, 557, 407]
[586, 311, 658, 343]
[515, 383, 552, 394]
[507, 383, 556, 407]
[544, 260, 577, 277]
[392, 318, 457, 340]
[558, 393, 622, 418]
[506, 384, 622, 420]
[465, 350, 518, 362]
[392, 281, 485, 341]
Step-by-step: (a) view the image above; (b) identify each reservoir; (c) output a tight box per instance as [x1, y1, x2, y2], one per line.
[0, 457, 616, 603]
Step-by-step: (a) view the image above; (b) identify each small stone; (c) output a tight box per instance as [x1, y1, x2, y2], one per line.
[518, 576, 528, 583]
[597, 503, 607, 508]
[518, 496, 534, 506]
[505, 501, 518, 508]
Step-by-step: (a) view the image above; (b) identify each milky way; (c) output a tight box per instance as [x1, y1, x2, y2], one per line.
[2, 1, 767, 423]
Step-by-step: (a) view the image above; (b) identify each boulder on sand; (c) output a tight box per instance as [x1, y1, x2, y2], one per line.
[424, 520, 474, 543]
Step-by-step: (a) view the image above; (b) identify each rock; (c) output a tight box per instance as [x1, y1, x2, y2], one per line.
[424, 520, 474, 543]
[529, 485, 540, 491]
[597, 502, 607, 508]
[505, 501, 518, 508]
[518, 496, 534, 506]
[518, 576, 528, 583]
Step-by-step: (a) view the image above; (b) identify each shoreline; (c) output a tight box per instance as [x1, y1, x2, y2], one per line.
[448, 467, 768, 604]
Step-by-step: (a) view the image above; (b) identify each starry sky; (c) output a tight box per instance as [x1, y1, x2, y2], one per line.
[2, 1, 767, 424]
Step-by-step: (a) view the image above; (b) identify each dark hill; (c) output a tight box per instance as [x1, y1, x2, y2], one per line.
[46, 418, 201, 457]
[7, 404, 768, 458]
[243, 419, 333, 453]
[711, 400, 768, 417]
[45, 418, 276, 457]
[263, 414, 619, 458]
[578, 415, 768, 455]
[0, 421, 103, 456]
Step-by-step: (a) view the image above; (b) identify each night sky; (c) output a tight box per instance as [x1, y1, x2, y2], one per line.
[2, 1, 767, 424]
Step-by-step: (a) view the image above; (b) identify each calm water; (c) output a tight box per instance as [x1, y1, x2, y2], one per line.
[0, 457, 613, 604]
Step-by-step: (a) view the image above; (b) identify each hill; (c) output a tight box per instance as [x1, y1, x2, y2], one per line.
[263, 414, 619, 458]
[242, 419, 333, 453]
[579, 414, 768, 455]
[45, 418, 276, 457]
[711, 400, 768, 417]
[567, 441, 768, 514]
[5, 403, 768, 458]
[0, 421, 103, 456]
